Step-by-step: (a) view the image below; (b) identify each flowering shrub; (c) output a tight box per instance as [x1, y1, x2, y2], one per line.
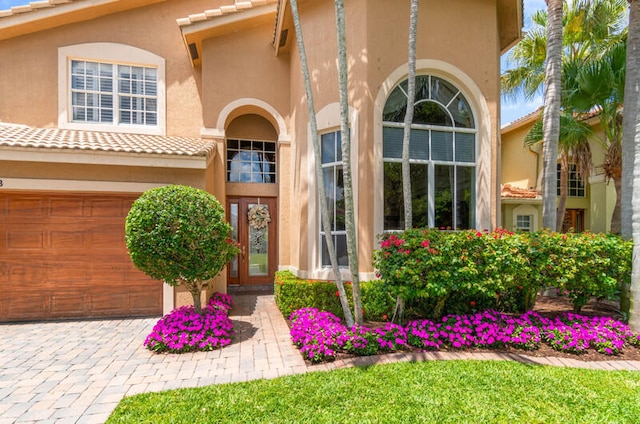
[373, 228, 632, 316]
[289, 307, 640, 363]
[144, 294, 234, 354]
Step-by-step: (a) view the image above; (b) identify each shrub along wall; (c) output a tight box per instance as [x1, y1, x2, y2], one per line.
[274, 271, 395, 321]
[373, 228, 632, 316]
[275, 229, 631, 322]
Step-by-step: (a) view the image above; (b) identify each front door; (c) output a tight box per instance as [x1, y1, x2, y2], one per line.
[227, 197, 277, 286]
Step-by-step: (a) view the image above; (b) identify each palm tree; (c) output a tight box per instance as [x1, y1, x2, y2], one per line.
[541, 0, 563, 231]
[334, 0, 363, 325]
[525, 112, 593, 229]
[565, 41, 627, 233]
[289, 0, 355, 326]
[393, 0, 419, 324]
[502, 0, 628, 232]
[402, 0, 419, 230]
[621, 0, 640, 330]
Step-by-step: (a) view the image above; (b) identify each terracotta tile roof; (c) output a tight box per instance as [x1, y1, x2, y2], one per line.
[0, 123, 215, 157]
[501, 183, 540, 199]
[176, 0, 278, 27]
[0, 0, 83, 18]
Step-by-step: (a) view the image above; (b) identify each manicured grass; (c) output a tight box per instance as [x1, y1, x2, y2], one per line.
[107, 360, 640, 423]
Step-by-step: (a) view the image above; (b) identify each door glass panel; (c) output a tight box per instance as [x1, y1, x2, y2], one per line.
[229, 203, 239, 278]
[248, 203, 269, 277]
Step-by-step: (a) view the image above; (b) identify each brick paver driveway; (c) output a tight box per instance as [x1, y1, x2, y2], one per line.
[0, 295, 306, 424]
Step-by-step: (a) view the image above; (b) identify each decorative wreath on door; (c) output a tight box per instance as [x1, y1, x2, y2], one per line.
[248, 204, 271, 230]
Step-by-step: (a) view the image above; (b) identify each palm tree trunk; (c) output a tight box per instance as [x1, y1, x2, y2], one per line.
[290, 0, 354, 327]
[556, 155, 568, 231]
[622, 0, 640, 330]
[334, 0, 362, 325]
[402, 0, 418, 230]
[542, 0, 563, 231]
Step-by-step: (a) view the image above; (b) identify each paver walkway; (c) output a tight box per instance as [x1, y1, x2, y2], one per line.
[1, 294, 639, 424]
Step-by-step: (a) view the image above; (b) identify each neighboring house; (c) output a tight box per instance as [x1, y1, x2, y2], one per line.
[0, 0, 522, 322]
[500, 110, 616, 233]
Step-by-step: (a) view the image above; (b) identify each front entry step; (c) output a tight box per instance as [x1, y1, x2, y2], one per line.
[228, 284, 274, 295]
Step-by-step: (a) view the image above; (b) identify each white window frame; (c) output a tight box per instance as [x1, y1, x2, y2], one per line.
[306, 103, 359, 280]
[319, 130, 348, 268]
[512, 204, 539, 232]
[58, 43, 166, 135]
[382, 75, 477, 231]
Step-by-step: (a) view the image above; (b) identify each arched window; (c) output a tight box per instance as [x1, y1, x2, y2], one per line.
[383, 75, 476, 230]
[226, 139, 277, 183]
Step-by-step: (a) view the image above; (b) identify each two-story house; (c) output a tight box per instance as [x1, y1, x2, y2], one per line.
[0, 0, 522, 322]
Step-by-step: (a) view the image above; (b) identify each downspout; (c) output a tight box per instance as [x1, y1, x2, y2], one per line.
[528, 145, 540, 191]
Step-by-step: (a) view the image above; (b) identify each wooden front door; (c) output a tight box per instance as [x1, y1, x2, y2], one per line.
[227, 197, 277, 286]
[562, 208, 585, 233]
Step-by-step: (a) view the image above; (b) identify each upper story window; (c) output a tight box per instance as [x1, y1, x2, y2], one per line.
[70, 60, 158, 126]
[557, 163, 586, 197]
[59, 43, 165, 135]
[226, 139, 277, 183]
[383, 75, 476, 231]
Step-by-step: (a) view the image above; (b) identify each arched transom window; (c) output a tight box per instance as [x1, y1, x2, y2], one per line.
[383, 75, 476, 230]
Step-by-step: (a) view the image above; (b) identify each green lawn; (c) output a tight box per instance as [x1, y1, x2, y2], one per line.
[107, 360, 640, 423]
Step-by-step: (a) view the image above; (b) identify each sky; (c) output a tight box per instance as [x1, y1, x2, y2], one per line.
[0, 0, 546, 126]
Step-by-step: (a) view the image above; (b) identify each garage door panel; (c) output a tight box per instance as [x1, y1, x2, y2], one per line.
[5, 197, 45, 218]
[87, 199, 128, 217]
[129, 290, 163, 313]
[49, 231, 86, 249]
[49, 198, 85, 218]
[51, 293, 87, 317]
[5, 261, 46, 284]
[2, 292, 51, 321]
[0, 191, 162, 322]
[7, 230, 45, 250]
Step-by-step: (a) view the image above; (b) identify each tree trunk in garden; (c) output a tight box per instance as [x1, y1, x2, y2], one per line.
[393, 0, 419, 325]
[334, 0, 363, 326]
[622, 0, 640, 330]
[290, 0, 354, 327]
[557, 155, 568, 231]
[402, 0, 418, 230]
[542, 0, 563, 231]
[622, 0, 639, 241]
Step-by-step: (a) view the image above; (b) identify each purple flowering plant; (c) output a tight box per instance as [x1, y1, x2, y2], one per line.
[144, 293, 234, 354]
[289, 307, 640, 363]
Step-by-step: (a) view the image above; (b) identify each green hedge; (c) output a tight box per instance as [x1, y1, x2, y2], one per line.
[274, 271, 395, 321]
[373, 228, 632, 315]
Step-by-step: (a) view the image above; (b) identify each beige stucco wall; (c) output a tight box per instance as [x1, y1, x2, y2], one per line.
[501, 120, 541, 191]
[0, 0, 222, 136]
[282, 0, 502, 280]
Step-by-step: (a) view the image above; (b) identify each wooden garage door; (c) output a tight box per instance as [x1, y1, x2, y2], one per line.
[0, 191, 162, 322]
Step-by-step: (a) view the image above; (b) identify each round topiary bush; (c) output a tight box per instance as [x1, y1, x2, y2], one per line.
[125, 185, 239, 313]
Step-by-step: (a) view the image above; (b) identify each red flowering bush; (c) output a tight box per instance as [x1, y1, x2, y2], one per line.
[373, 228, 631, 317]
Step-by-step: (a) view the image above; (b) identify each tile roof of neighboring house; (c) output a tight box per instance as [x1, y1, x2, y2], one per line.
[176, 0, 277, 27]
[0, 123, 215, 157]
[0, 0, 84, 17]
[501, 183, 540, 199]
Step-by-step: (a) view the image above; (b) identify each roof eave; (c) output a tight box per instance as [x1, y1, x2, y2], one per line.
[0, 0, 166, 41]
[178, 2, 278, 67]
[497, 0, 524, 54]
[0, 145, 212, 169]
